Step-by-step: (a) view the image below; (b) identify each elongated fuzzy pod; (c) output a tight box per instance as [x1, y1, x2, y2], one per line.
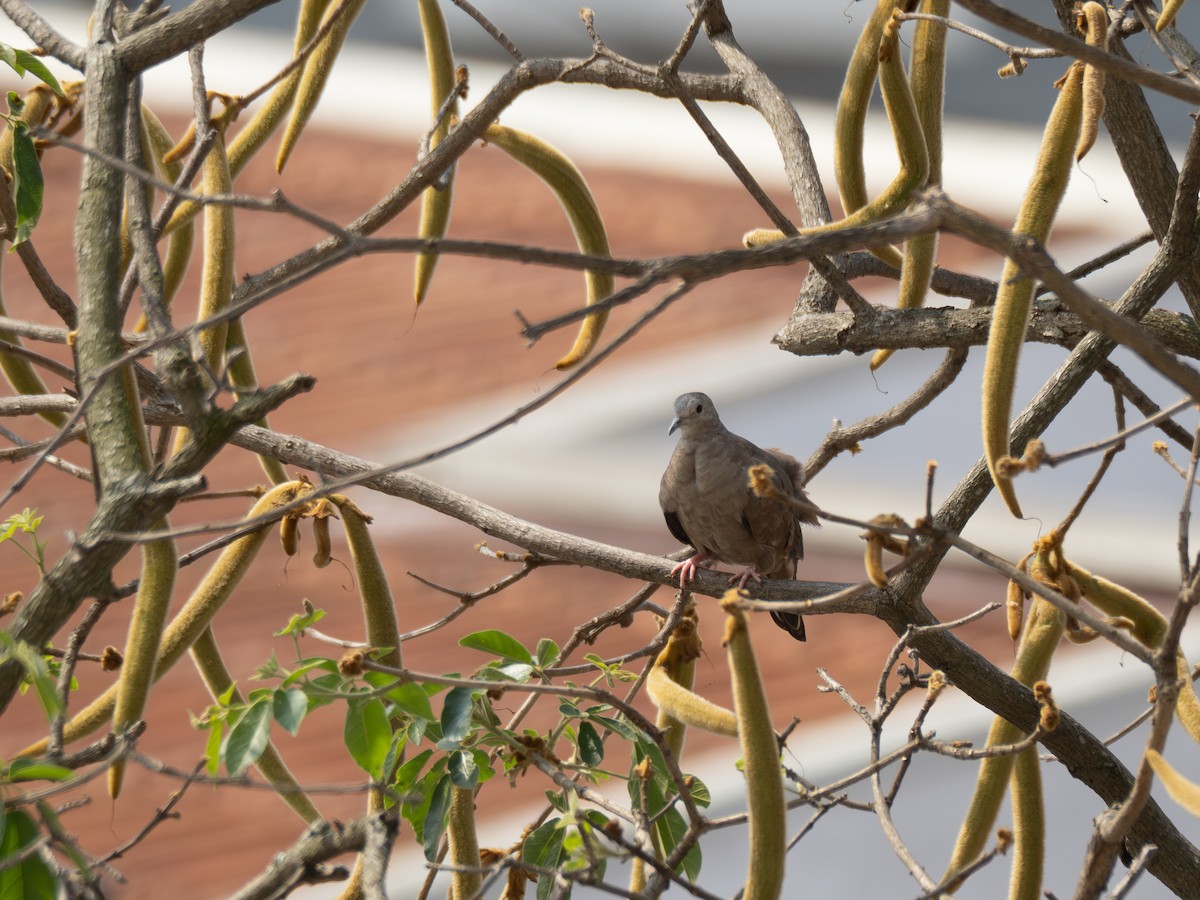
[834, 0, 903, 269]
[137, 105, 195, 331]
[1158, 0, 1187, 31]
[413, 0, 460, 305]
[1008, 745, 1045, 900]
[1147, 749, 1200, 815]
[108, 519, 176, 798]
[191, 627, 321, 822]
[646, 656, 738, 738]
[871, 0, 947, 370]
[943, 592, 1063, 889]
[1076, 2, 1108, 161]
[1067, 559, 1200, 744]
[162, 0, 333, 236]
[721, 591, 785, 900]
[745, 9, 927, 264]
[484, 124, 614, 369]
[18, 481, 314, 758]
[276, 0, 367, 173]
[981, 63, 1083, 518]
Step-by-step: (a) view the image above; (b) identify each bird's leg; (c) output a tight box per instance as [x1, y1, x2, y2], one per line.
[670, 551, 712, 584]
[729, 566, 764, 590]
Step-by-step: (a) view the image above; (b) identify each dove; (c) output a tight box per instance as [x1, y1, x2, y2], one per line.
[659, 392, 819, 641]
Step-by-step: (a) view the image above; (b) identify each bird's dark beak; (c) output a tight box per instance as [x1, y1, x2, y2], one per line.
[668, 417, 681, 436]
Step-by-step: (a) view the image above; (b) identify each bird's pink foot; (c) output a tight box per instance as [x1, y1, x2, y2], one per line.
[670, 552, 711, 585]
[729, 566, 764, 590]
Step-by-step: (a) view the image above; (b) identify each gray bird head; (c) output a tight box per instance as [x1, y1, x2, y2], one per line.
[669, 392, 723, 436]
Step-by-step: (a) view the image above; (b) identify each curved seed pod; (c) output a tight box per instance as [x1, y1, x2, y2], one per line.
[279, 512, 299, 556]
[646, 654, 738, 738]
[109, 518, 177, 798]
[863, 531, 889, 588]
[1158, 0, 1187, 31]
[171, 111, 236, 460]
[720, 590, 785, 900]
[324, 498, 403, 898]
[871, 0, 947, 371]
[981, 63, 1084, 518]
[1076, 2, 1108, 161]
[447, 785, 483, 899]
[484, 123, 614, 370]
[17, 481, 313, 758]
[136, 106, 196, 332]
[235, 0, 331, 169]
[1146, 749, 1200, 815]
[651, 606, 702, 758]
[1067, 559, 1200, 743]
[276, 0, 367, 173]
[744, 10, 927, 263]
[1008, 745, 1045, 900]
[311, 503, 333, 568]
[413, 0, 460, 305]
[332, 496, 401, 667]
[834, 0, 900, 223]
[161, 0, 332, 236]
[191, 627, 321, 823]
[942, 593, 1064, 888]
[225, 316, 290, 484]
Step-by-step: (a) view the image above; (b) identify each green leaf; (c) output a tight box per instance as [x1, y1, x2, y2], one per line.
[535, 638, 560, 667]
[393, 749, 434, 801]
[380, 729, 407, 790]
[447, 748, 478, 789]
[576, 721, 603, 768]
[477, 662, 533, 683]
[439, 687, 474, 745]
[274, 606, 326, 637]
[10, 123, 42, 247]
[344, 696, 392, 778]
[203, 718, 224, 777]
[280, 657, 339, 688]
[5, 759, 72, 783]
[654, 806, 702, 882]
[421, 773, 453, 861]
[272, 689, 307, 736]
[12, 50, 62, 96]
[523, 818, 565, 900]
[224, 699, 272, 777]
[590, 713, 641, 742]
[371, 677, 434, 721]
[459, 629, 533, 664]
[0, 809, 57, 898]
[0, 633, 60, 720]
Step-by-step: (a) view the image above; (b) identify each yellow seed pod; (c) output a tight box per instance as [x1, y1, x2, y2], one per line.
[413, 0, 460, 305]
[279, 514, 299, 556]
[1006, 578, 1027, 641]
[863, 532, 889, 588]
[1146, 749, 1200, 815]
[1075, 2, 1109, 161]
[483, 124, 613, 370]
[276, 0, 367, 173]
[1157, 0, 1187, 31]
[311, 513, 332, 568]
[981, 62, 1084, 518]
[746, 5, 927, 265]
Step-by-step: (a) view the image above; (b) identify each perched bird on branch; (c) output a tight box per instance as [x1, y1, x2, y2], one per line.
[659, 392, 819, 641]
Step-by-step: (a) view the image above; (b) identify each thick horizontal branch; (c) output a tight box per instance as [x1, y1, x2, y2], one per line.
[222, 422, 872, 612]
[775, 301, 1200, 359]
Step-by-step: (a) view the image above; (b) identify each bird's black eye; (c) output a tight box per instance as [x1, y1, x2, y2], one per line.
[695, 403, 704, 414]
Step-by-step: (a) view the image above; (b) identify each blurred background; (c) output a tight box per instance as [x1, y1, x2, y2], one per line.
[3, 1, 1200, 896]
